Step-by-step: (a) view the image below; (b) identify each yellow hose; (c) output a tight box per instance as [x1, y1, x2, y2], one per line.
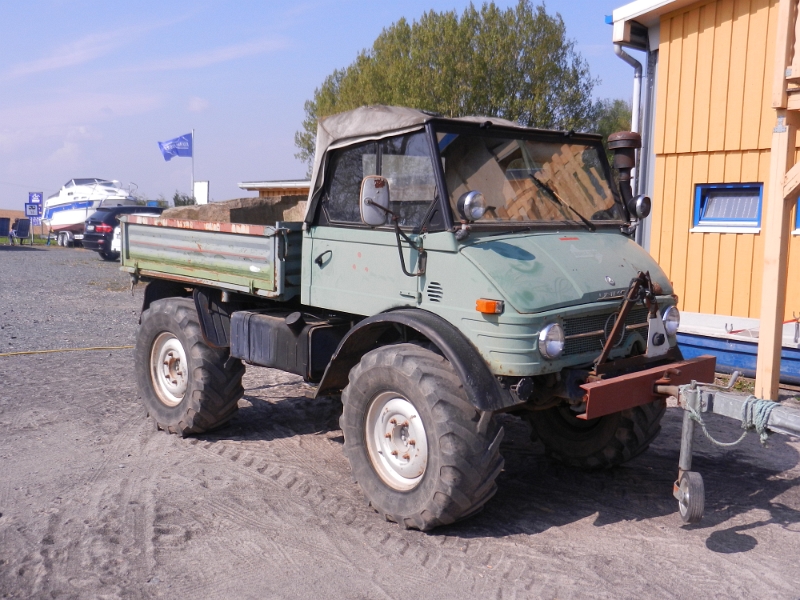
[0, 345, 134, 358]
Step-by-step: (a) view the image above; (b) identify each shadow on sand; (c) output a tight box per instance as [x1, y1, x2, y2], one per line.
[195, 391, 800, 553]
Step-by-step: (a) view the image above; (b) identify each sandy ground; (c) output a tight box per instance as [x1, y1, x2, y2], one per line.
[2, 245, 800, 599]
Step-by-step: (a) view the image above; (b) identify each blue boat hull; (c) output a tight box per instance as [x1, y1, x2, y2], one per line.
[677, 333, 800, 385]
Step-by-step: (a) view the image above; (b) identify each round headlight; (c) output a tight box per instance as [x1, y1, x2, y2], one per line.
[538, 323, 565, 359]
[662, 306, 680, 336]
[457, 191, 487, 221]
[627, 194, 651, 219]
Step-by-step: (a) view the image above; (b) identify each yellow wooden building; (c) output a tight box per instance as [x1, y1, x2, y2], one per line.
[612, 0, 800, 397]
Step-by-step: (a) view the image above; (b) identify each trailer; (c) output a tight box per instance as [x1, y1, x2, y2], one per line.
[655, 373, 800, 523]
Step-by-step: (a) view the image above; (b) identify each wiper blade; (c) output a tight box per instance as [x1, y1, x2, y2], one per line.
[529, 173, 596, 232]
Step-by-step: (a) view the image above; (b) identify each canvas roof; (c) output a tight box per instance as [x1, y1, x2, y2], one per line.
[304, 105, 522, 221]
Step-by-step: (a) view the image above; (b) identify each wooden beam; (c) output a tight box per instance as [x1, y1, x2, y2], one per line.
[756, 109, 796, 399]
[784, 160, 800, 199]
[788, 90, 800, 110]
[773, 0, 796, 107]
[789, 1, 800, 82]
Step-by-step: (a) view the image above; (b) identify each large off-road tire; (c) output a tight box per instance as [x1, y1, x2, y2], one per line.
[135, 297, 244, 436]
[341, 343, 504, 531]
[527, 399, 666, 469]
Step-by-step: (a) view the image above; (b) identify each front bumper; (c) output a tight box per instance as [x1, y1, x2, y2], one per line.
[578, 355, 717, 420]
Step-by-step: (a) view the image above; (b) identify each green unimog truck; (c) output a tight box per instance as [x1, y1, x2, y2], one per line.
[121, 105, 714, 530]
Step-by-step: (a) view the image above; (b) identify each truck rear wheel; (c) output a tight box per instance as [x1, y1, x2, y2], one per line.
[340, 343, 504, 531]
[527, 399, 665, 469]
[135, 297, 244, 436]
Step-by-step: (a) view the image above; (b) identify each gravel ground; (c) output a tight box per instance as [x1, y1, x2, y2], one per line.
[2, 245, 800, 599]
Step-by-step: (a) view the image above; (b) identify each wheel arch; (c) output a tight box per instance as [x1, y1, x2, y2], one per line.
[140, 279, 192, 323]
[317, 308, 516, 412]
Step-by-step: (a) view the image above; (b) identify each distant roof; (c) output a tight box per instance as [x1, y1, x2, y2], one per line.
[237, 179, 310, 191]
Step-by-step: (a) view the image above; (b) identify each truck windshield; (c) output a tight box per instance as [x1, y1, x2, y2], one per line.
[435, 129, 625, 226]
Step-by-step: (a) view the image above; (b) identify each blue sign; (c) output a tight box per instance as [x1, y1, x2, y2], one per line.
[29, 192, 42, 203]
[31, 217, 41, 226]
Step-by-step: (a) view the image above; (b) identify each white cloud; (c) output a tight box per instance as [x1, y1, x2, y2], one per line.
[2, 18, 190, 80]
[5, 31, 125, 79]
[45, 141, 83, 170]
[135, 38, 286, 72]
[188, 97, 210, 112]
[0, 92, 160, 154]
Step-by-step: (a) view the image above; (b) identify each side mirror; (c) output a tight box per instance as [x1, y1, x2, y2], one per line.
[360, 175, 390, 227]
[627, 194, 651, 219]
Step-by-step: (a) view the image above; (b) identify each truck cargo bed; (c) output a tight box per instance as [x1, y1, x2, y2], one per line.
[119, 215, 302, 300]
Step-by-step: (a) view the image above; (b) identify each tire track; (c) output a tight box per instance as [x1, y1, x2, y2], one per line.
[171, 420, 545, 596]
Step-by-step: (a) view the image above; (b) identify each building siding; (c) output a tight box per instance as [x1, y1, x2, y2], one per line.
[651, 0, 800, 320]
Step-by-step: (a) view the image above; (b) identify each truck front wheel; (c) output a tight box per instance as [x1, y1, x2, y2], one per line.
[527, 400, 665, 469]
[135, 297, 244, 436]
[341, 344, 504, 531]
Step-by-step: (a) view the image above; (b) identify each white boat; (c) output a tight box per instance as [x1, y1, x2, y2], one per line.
[43, 178, 138, 243]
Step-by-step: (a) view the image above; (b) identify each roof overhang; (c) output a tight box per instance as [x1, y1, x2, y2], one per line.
[237, 179, 311, 193]
[612, 0, 697, 47]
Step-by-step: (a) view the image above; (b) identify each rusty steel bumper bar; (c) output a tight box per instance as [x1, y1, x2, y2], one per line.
[577, 355, 717, 420]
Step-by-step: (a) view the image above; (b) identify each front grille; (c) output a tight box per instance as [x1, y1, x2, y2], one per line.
[563, 305, 649, 356]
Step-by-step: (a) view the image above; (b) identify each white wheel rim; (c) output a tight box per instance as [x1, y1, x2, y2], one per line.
[150, 332, 188, 407]
[365, 392, 428, 491]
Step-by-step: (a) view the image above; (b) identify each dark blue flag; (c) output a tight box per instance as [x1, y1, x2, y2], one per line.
[158, 133, 193, 161]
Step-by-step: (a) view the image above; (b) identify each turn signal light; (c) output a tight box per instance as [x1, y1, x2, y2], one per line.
[476, 298, 504, 314]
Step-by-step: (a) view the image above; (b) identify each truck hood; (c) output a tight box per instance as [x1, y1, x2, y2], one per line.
[459, 231, 672, 314]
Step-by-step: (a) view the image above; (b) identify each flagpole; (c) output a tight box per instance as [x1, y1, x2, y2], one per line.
[191, 129, 195, 199]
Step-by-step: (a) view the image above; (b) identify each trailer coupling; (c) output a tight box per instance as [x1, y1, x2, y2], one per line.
[655, 373, 800, 524]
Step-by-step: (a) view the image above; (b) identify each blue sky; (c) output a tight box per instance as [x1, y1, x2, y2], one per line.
[0, 0, 642, 210]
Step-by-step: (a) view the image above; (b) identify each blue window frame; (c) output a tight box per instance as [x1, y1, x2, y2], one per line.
[795, 199, 800, 231]
[693, 183, 763, 229]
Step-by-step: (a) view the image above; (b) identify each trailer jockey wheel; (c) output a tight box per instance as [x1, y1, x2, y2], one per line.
[676, 471, 704, 524]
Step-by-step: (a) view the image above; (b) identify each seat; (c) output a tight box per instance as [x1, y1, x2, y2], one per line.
[9, 218, 31, 245]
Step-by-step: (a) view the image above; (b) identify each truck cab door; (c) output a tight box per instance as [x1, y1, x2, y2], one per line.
[308, 132, 438, 315]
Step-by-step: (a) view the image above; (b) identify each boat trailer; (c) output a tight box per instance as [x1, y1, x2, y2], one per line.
[655, 371, 800, 523]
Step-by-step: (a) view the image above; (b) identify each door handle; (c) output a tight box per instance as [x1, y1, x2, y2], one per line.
[314, 249, 332, 266]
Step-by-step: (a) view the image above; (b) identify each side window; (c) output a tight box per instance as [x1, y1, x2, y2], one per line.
[326, 142, 377, 223]
[380, 132, 437, 227]
[325, 132, 437, 228]
[692, 183, 762, 232]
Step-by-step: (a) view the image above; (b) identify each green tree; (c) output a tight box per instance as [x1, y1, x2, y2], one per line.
[592, 98, 632, 142]
[172, 191, 195, 207]
[589, 98, 632, 166]
[295, 0, 599, 169]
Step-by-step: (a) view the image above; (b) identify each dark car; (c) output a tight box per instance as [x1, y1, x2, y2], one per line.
[83, 206, 163, 260]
